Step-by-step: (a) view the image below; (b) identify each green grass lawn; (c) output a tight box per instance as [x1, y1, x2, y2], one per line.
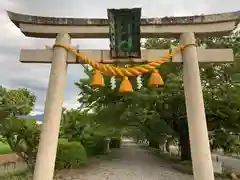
[0, 142, 12, 155]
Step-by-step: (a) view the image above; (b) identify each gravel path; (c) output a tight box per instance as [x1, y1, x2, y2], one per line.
[55, 141, 193, 180]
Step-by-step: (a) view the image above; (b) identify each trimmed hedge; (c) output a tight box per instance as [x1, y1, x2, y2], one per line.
[55, 139, 87, 169]
[81, 135, 107, 156]
[110, 138, 121, 148]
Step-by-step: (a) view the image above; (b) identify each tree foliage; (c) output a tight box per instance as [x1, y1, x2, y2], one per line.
[74, 30, 240, 160]
[0, 86, 37, 170]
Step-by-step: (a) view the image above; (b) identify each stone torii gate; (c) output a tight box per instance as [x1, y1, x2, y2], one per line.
[7, 10, 239, 180]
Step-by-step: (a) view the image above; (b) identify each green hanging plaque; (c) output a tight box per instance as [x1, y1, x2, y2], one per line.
[107, 8, 141, 59]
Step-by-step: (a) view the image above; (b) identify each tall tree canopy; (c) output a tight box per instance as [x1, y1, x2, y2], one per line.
[75, 30, 240, 160]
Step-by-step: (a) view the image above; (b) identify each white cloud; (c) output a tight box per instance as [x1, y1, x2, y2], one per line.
[0, 0, 239, 113]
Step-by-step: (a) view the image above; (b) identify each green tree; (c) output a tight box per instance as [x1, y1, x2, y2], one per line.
[74, 30, 240, 161]
[142, 30, 240, 158]
[0, 86, 37, 170]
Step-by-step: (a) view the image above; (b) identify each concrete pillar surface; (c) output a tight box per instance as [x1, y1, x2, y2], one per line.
[181, 32, 215, 180]
[33, 33, 70, 180]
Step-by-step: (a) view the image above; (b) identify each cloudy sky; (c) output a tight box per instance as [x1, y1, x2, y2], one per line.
[0, 0, 239, 114]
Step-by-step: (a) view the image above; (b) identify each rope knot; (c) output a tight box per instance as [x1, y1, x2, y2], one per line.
[119, 76, 133, 93]
[148, 69, 164, 88]
[91, 70, 105, 88]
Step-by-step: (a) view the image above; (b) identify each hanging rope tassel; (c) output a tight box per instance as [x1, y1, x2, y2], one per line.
[91, 70, 105, 88]
[119, 76, 133, 93]
[148, 69, 164, 88]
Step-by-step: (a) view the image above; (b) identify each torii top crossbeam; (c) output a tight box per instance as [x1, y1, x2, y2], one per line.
[7, 10, 240, 38]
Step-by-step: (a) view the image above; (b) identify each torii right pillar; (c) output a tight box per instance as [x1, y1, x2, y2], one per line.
[181, 32, 214, 180]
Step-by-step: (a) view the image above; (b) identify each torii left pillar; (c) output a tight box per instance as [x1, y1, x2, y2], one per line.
[33, 33, 70, 180]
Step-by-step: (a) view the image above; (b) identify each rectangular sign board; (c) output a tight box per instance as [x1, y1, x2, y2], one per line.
[108, 8, 141, 59]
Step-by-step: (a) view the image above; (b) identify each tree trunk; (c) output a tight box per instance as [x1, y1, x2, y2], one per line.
[136, 135, 139, 143]
[179, 120, 191, 161]
[179, 133, 191, 161]
[165, 140, 170, 152]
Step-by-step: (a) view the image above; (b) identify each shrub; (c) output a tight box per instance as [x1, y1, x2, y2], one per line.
[55, 139, 87, 169]
[0, 141, 12, 154]
[0, 118, 40, 171]
[81, 135, 107, 156]
[110, 137, 121, 148]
